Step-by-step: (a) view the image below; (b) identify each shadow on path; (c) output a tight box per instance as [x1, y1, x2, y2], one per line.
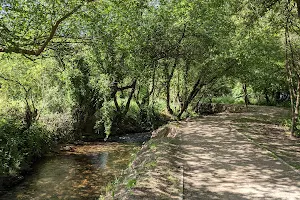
[179, 112, 300, 200]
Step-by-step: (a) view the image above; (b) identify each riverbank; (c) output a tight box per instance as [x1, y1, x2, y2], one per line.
[101, 123, 183, 199]
[0, 129, 154, 196]
[0, 142, 140, 200]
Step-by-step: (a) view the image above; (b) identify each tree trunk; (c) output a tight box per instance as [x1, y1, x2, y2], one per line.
[166, 78, 174, 115]
[284, 9, 300, 136]
[164, 25, 186, 116]
[164, 61, 177, 116]
[243, 84, 250, 108]
[296, 0, 300, 17]
[123, 80, 137, 116]
[177, 78, 202, 119]
[292, 79, 300, 137]
[264, 89, 271, 105]
[285, 57, 297, 135]
[177, 65, 233, 119]
[182, 61, 190, 110]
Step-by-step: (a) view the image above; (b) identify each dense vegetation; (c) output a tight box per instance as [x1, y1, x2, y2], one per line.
[0, 0, 299, 179]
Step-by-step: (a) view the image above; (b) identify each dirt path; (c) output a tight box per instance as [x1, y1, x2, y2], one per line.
[180, 107, 300, 200]
[106, 106, 300, 200]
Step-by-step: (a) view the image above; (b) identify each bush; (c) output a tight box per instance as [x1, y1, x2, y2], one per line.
[94, 99, 169, 137]
[0, 118, 52, 176]
[212, 96, 236, 104]
[39, 112, 74, 143]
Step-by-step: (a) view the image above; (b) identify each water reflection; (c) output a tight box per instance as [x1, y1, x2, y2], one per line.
[1, 143, 138, 200]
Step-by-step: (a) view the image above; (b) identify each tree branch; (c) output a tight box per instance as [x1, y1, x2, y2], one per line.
[0, 74, 29, 93]
[117, 82, 136, 91]
[123, 80, 137, 116]
[296, 0, 300, 17]
[0, 1, 94, 56]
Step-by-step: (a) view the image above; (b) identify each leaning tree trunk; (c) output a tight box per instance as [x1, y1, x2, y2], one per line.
[177, 65, 233, 119]
[177, 78, 202, 119]
[123, 80, 137, 117]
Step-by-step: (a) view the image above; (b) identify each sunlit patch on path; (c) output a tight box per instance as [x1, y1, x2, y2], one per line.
[180, 107, 300, 200]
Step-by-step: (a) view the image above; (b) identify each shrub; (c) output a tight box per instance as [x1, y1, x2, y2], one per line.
[39, 112, 74, 143]
[0, 118, 52, 176]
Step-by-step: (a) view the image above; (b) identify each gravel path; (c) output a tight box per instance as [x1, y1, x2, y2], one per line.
[105, 106, 300, 200]
[180, 111, 300, 200]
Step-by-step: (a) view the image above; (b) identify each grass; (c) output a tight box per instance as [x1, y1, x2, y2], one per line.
[126, 179, 137, 189]
[150, 142, 157, 151]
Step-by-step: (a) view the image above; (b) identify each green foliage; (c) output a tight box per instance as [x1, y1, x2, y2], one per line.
[39, 112, 74, 143]
[282, 119, 300, 137]
[97, 99, 115, 138]
[0, 0, 299, 181]
[0, 118, 52, 176]
[212, 96, 238, 105]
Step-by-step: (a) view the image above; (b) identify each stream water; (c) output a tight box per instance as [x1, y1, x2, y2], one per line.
[0, 142, 139, 200]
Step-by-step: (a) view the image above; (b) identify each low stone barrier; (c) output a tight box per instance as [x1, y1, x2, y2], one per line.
[195, 103, 244, 115]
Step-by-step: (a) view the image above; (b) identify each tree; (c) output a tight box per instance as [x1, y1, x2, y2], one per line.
[238, 0, 300, 136]
[284, 0, 300, 136]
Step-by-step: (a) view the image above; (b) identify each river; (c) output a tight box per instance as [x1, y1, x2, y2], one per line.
[0, 142, 139, 200]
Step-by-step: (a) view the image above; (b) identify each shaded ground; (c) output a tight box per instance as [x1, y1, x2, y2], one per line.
[106, 106, 300, 200]
[231, 106, 300, 170]
[180, 106, 300, 200]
